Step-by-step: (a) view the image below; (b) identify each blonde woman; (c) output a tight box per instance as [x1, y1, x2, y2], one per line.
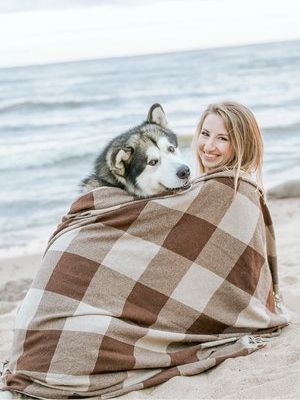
[192, 101, 264, 190]
[191, 100, 287, 319]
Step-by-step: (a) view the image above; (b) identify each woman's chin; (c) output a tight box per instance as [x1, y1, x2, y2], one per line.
[202, 161, 229, 173]
[202, 161, 223, 172]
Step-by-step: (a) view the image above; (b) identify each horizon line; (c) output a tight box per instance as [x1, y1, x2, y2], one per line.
[1, 38, 299, 71]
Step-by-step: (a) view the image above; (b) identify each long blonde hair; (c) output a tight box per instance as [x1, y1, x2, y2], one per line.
[192, 101, 264, 190]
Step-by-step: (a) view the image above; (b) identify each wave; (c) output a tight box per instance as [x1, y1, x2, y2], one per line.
[0, 97, 123, 114]
[253, 99, 300, 111]
[0, 121, 78, 133]
[0, 99, 95, 114]
[263, 122, 300, 134]
[0, 148, 97, 172]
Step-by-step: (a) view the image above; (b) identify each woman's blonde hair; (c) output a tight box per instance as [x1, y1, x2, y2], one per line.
[192, 101, 264, 190]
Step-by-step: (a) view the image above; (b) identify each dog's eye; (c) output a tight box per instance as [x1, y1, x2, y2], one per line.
[168, 146, 175, 153]
[148, 159, 158, 166]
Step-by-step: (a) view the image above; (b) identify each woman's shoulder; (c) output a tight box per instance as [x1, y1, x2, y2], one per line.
[192, 168, 264, 207]
[193, 168, 261, 190]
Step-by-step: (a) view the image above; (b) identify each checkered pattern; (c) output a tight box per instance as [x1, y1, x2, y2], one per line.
[2, 170, 289, 399]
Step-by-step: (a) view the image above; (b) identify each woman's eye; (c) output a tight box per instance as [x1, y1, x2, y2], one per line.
[148, 159, 158, 166]
[168, 146, 175, 153]
[201, 131, 209, 136]
[220, 137, 228, 142]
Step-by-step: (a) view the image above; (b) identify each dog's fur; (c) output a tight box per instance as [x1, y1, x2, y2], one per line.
[81, 104, 190, 197]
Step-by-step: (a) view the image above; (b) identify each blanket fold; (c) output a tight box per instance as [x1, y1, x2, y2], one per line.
[1, 170, 289, 399]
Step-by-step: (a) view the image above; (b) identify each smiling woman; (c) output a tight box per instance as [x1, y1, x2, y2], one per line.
[192, 101, 264, 190]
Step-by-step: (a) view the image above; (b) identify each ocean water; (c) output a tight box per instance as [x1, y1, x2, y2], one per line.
[1, 40, 300, 257]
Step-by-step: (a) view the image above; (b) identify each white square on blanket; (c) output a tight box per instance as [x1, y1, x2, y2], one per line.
[46, 372, 90, 390]
[170, 263, 224, 313]
[135, 328, 185, 353]
[233, 295, 271, 329]
[64, 302, 112, 334]
[218, 192, 260, 245]
[102, 232, 161, 281]
[47, 228, 79, 253]
[154, 183, 203, 213]
[14, 288, 44, 330]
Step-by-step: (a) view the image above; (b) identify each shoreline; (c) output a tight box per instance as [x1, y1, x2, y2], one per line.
[0, 197, 299, 399]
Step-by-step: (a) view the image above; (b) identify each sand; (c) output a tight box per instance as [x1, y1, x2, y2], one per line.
[0, 197, 299, 399]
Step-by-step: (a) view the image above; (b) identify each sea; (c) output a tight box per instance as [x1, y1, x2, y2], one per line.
[0, 40, 300, 257]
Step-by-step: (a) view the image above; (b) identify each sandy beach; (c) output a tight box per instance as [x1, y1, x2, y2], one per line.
[0, 196, 299, 399]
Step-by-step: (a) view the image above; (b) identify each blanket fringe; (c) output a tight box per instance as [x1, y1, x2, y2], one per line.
[201, 337, 239, 348]
[241, 335, 265, 348]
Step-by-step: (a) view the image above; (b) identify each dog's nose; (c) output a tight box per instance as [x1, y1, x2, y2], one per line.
[176, 165, 190, 180]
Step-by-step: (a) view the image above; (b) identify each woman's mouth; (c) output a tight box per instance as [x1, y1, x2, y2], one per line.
[203, 153, 219, 161]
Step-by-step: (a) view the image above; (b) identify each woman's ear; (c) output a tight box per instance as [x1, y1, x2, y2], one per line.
[146, 103, 168, 128]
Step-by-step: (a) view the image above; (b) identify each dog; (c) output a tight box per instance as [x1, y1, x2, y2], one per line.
[81, 103, 191, 197]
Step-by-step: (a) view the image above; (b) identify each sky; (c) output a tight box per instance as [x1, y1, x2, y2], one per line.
[0, 0, 300, 68]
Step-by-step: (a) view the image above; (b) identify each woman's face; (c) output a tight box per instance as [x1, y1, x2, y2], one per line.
[197, 113, 233, 172]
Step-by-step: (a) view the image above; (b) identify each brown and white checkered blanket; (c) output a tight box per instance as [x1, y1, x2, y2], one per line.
[1, 170, 289, 399]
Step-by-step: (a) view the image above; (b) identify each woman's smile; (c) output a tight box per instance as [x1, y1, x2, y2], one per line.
[203, 152, 219, 160]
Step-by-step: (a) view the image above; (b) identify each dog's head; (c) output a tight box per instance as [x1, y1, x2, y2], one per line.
[107, 103, 191, 197]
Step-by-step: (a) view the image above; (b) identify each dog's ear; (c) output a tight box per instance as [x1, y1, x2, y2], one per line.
[147, 103, 168, 128]
[111, 146, 134, 176]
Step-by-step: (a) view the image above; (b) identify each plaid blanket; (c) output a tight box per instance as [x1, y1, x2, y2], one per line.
[1, 170, 289, 399]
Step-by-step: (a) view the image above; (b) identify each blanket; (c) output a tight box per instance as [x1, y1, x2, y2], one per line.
[1, 170, 289, 399]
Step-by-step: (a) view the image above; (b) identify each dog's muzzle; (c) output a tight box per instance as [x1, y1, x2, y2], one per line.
[176, 165, 191, 180]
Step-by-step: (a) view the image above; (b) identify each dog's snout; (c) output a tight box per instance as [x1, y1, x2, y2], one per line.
[176, 165, 190, 180]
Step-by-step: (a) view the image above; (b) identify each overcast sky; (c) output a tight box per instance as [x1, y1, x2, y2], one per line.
[0, 0, 300, 68]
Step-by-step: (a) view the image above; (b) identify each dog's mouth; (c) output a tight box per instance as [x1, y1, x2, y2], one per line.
[160, 182, 191, 193]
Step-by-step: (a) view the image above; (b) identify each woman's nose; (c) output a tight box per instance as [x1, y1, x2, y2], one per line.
[204, 138, 216, 151]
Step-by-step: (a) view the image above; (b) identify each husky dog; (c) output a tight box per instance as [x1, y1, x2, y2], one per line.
[81, 103, 191, 197]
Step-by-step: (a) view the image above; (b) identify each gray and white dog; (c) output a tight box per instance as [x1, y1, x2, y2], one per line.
[81, 103, 191, 197]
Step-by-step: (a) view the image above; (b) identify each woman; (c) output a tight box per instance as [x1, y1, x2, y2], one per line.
[190, 99, 287, 320]
[192, 101, 263, 190]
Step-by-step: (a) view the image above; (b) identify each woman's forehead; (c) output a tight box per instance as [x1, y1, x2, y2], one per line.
[202, 113, 228, 134]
